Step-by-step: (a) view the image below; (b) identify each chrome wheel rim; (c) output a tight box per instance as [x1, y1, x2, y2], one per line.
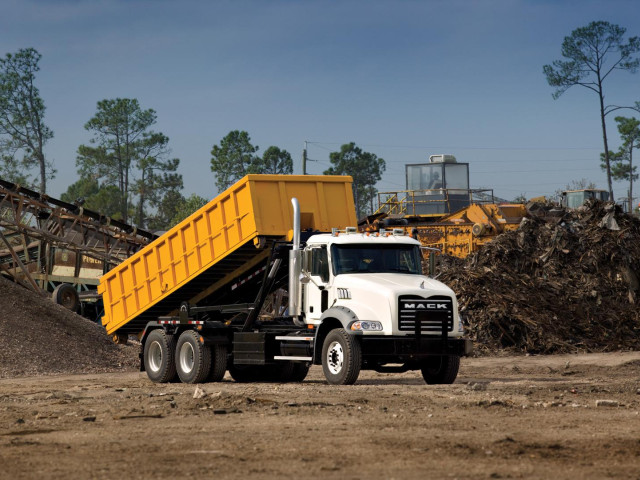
[179, 342, 195, 374]
[148, 341, 163, 373]
[326, 340, 344, 375]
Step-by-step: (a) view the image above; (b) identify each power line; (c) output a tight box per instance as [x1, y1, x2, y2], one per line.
[307, 143, 335, 152]
[306, 141, 603, 151]
[473, 169, 602, 174]
[382, 158, 601, 165]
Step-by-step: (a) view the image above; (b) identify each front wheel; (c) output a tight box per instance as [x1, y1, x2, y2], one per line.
[321, 329, 361, 385]
[420, 355, 460, 384]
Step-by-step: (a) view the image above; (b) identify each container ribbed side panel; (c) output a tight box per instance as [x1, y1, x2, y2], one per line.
[98, 175, 356, 335]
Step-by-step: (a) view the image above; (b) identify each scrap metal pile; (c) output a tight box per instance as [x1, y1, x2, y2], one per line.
[438, 200, 640, 354]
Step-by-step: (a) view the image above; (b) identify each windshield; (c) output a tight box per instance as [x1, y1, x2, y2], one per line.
[565, 192, 588, 208]
[331, 244, 423, 275]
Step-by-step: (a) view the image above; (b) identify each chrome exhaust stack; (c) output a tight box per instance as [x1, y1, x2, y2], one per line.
[289, 198, 303, 324]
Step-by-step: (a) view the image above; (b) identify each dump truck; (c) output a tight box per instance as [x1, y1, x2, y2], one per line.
[361, 155, 526, 258]
[99, 175, 472, 385]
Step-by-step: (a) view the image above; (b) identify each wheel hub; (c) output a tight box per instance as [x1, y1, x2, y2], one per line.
[326, 340, 344, 375]
[148, 341, 162, 373]
[61, 291, 75, 308]
[179, 342, 195, 374]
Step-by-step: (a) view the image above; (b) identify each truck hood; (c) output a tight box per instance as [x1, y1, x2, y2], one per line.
[335, 273, 455, 297]
[329, 273, 460, 335]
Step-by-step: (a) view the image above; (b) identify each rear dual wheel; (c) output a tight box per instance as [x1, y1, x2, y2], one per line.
[144, 329, 228, 384]
[176, 331, 212, 383]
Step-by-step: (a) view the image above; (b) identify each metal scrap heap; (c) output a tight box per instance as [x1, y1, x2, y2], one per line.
[438, 200, 640, 354]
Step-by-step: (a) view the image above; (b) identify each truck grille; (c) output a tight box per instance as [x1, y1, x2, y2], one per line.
[398, 295, 453, 333]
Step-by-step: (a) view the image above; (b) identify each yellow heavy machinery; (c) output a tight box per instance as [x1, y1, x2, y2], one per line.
[361, 155, 527, 258]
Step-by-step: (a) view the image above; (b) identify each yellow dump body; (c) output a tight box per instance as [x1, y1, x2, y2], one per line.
[98, 175, 356, 335]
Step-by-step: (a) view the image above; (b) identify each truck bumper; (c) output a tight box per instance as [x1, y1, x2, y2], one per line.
[359, 336, 472, 362]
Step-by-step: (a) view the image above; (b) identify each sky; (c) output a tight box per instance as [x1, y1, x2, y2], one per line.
[1, 0, 639, 204]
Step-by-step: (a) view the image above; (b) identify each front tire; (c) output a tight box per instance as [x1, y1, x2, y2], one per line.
[176, 330, 211, 383]
[420, 355, 460, 384]
[321, 329, 361, 385]
[143, 329, 177, 383]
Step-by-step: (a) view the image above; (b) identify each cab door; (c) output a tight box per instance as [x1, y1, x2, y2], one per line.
[304, 246, 330, 322]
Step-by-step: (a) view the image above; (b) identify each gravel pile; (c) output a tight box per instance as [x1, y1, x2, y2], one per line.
[439, 201, 640, 354]
[0, 275, 138, 378]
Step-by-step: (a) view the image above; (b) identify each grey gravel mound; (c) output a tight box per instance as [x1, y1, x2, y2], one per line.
[0, 276, 138, 378]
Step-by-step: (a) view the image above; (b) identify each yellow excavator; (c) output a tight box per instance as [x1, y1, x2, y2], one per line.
[360, 155, 527, 258]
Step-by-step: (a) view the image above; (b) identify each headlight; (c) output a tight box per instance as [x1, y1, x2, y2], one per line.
[457, 315, 465, 333]
[350, 321, 383, 331]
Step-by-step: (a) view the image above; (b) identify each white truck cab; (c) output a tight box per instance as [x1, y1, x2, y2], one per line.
[287, 220, 471, 385]
[302, 229, 462, 335]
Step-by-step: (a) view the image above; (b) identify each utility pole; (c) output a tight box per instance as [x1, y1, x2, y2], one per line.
[302, 141, 308, 175]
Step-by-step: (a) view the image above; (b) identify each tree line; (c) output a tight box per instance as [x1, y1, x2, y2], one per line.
[209, 132, 385, 219]
[2, 19, 639, 229]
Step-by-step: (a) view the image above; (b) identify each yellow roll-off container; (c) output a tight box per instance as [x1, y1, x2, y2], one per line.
[98, 175, 356, 336]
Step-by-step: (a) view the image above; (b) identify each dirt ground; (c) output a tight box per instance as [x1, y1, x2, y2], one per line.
[1, 352, 639, 480]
